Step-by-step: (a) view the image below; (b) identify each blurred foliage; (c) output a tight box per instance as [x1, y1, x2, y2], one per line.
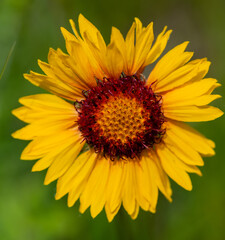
[0, 0, 224, 239]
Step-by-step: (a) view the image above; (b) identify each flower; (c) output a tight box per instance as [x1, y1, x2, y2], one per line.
[12, 14, 223, 222]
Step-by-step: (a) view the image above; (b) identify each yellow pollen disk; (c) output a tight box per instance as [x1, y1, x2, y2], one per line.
[96, 95, 148, 143]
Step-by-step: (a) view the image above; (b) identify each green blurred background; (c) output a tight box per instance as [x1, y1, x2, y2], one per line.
[0, 0, 224, 239]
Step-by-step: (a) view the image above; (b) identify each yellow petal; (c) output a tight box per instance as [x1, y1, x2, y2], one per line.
[32, 133, 82, 173]
[156, 143, 193, 191]
[43, 138, 84, 185]
[163, 78, 221, 107]
[84, 34, 106, 72]
[134, 17, 144, 38]
[12, 107, 35, 123]
[158, 143, 202, 177]
[78, 14, 105, 49]
[144, 26, 172, 65]
[166, 120, 216, 156]
[63, 17, 105, 82]
[64, 39, 105, 83]
[19, 94, 74, 111]
[130, 202, 139, 220]
[105, 202, 121, 222]
[188, 95, 221, 106]
[31, 154, 54, 172]
[21, 129, 80, 160]
[178, 162, 202, 176]
[153, 59, 210, 92]
[12, 116, 76, 140]
[79, 158, 109, 216]
[106, 161, 124, 213]
[104, 42, 124, 79]
[164, 128, 204, 166]
[90, 159, 110, 218]
[12, 95, 77, 139]
[65, 41, 99, 88]
[134, 157, 151, 211]
[24, 71, 83, 101]
[131, 20, 154, 74]
[55, 150, 97, 203]
[69, 19, 81, 41]
[147, 150, 172, 202]
[12, 106, 76, 127]
[136, 154, 158, 212]
[60, 26, 78, 43]
[124, 22, 135, 75]
[110, 27, 127, 70]
[164, 105, 223, 122]
[46, 48, 88, 90]
[44, 47, 95, 91]
[85, 34, 124, 79]
[147, 42, 193, 86]
[122, 161, 136, 215]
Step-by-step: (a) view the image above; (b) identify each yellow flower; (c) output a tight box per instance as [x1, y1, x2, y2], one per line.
[12, 14, 223, 221]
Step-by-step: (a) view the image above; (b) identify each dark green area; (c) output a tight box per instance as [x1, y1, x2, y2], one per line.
[0, 0, 224, 239]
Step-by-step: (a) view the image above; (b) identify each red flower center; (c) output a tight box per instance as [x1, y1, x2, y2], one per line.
[75, 75, 165, 160]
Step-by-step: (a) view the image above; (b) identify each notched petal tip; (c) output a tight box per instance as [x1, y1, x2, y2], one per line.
[37, 59, 45, 68]
[160, 25, 168, 34]
[134, 17, 141, 22]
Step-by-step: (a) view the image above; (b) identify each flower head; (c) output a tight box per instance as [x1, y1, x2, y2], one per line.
[12, 14, 223, 221]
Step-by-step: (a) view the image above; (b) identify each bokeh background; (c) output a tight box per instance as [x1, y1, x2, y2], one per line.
[0, 0, 225, 239]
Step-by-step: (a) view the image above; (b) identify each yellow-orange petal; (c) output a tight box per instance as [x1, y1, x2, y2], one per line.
[163, 78, 221, 107]
[152, 59, 210, 93]
[147, 42, 193, 86]
[79, 157, 110, 217]
[147, 150, 172, 201]
[20, 129, 79, 160]
[43, 139, 84, 185]
[24, 71, 83, 101]
[31, 131, 83, 174]
[164, 126, 204, 166]
[55, 150, 97, 203]
[105, 202, 121, 222]
[156, 143, 193, 191]
[144, 26, 172, 66]
[164, 105, 223, 122]
[166, 120, 216, 156]
[106, 161, 124, 214]
[131, 19, 154, 74]
[78, 14, 106, 49]
[122, 161, 136, 215]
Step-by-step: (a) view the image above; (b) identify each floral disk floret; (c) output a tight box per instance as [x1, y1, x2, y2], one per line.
[12, 14, 223, 222]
